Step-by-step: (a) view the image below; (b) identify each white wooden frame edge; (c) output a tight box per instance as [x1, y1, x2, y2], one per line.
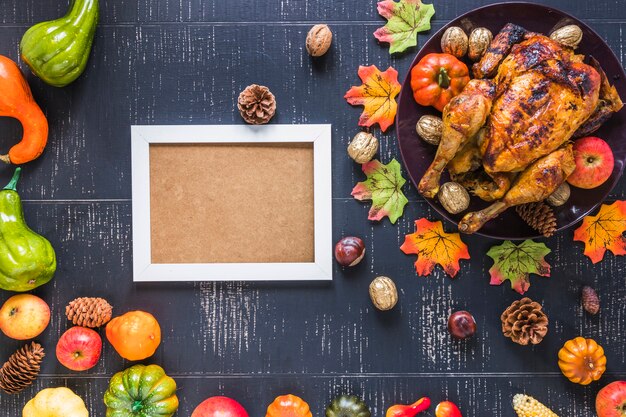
[131, 124, 333, 282]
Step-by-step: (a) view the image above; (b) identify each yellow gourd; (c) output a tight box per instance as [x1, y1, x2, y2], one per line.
[558, 337, 607, 385]
[23, 387, 89, 417]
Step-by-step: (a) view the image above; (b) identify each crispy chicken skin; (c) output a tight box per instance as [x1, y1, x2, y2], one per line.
[418, 79, 495, 198]
[473, 23, 530, 79]
[459, 144, 576, 234]
[481, 35, 601, 173]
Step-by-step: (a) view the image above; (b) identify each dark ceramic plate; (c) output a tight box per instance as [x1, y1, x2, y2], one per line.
[396, 2, 626, 240]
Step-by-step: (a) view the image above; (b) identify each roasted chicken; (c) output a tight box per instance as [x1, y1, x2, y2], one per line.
[418, 23, 623, 233]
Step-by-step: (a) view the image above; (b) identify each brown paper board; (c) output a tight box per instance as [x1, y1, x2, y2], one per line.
[149, 143, 315, 264]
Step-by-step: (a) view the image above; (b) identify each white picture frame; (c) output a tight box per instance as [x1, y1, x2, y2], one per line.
[131, 124, 333, 282]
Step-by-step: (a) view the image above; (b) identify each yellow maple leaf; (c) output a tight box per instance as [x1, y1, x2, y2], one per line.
[400, 218, 470, 277]
[344, 65, 401, 132]
[573, 200, 626, 263]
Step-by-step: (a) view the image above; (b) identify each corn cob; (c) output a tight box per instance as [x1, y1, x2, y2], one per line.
[512, 394, 559, 417]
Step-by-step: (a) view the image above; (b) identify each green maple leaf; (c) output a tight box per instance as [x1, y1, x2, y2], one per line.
[351, 158, 408, 224]
[374, 0, 436, 54]
[487, 240, 551, 295]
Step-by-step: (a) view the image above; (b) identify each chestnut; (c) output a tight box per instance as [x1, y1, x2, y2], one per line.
[334, 236, 365, 267]
[447, 310, 476, 340]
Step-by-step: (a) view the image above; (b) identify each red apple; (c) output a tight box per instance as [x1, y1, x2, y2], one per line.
[568, 136, 614, 189]
[56, 326, 102, 371]
[436, 401, 463, 417]
[191, 396, 249, 417]
[0, 294, 50, 340]
[597, 381, 626, 417]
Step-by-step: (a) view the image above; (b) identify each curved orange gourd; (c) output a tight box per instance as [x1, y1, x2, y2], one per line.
[266, 395, 312, 417]
[105, 310, 161, 361]
[0, 55, 48, 165]
[558, 336, 607, 385]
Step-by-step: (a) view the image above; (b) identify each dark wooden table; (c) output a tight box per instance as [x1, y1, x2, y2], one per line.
[1, 0, 625, 415]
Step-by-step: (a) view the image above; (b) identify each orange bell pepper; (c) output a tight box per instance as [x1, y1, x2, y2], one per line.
[0, 55, 48, 165]
[410, 53, 470, 112]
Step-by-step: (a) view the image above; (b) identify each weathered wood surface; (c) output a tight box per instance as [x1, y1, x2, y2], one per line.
[0, 0, 625, 416]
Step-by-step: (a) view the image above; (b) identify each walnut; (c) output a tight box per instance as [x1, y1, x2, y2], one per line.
[306, 24, 333, 57]
[369, 276, 398, 311]
[546, 182, 570, 207]
[468, 27, 493, 61]
[438, 182, 470, 214]
[347, 132, 378, 164]
[416, 115, 443, 145]
[441, 26, 468, 58]
[550, 25, 583, 49]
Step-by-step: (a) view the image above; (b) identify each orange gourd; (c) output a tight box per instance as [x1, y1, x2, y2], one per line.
[0, 55, 48, 165]
[558, 336, 607, 385]
[105, 310, 161, 361]
[266, 395, 312, 417]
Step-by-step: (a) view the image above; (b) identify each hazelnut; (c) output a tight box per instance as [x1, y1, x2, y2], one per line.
[334, 236, 365, 267]
[546, 182, 570, 207]
[468, 27, 493, 61]
[582, 286, 600, 315]
[369, 276, 398, 311]
[438, 182, 470, 214]
[347, 132, 379, 163]
[441, 26, 469, 58]
[416, 115, 443, 146]
[550, 25, 583, 49]
[306, 24, 333, 57]
[448, 311, 476, 340]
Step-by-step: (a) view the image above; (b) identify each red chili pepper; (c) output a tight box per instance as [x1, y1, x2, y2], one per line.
[386, 397, 431, 417]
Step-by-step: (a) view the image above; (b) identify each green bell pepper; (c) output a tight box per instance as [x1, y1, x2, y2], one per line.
[20, 0, 99, 87]
[104, 364, 179, 417]
[0, 168, 56, 292]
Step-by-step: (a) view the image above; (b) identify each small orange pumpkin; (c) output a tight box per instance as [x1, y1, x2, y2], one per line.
[558, 337, 607, 385]
[105, 310, 161, 361]
[266, 394, 312, 417]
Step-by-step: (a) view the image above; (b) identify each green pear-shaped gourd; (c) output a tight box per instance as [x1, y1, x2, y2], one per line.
[0, 168, 56, 292]
[20, 0, 99, 87]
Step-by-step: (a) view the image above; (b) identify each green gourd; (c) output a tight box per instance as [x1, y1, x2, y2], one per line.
[20, 0, 99, 87]
[326, 395, 371, 417]
[0, 168, 56, 292]
[104, 364, 179, 417]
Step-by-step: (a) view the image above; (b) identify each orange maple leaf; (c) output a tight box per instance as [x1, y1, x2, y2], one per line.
[400, 218, 470, 277]
[344, 65, 401, 132]
[573, 200, 626, 263]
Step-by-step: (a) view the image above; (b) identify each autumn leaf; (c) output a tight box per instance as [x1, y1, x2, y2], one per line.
[400, 218, 470, 277]
[487, 240, 551, 295]
[352, 158, 408, 224]
[344, 65, 401, 132]
[573, 200, 626, 263]
[374, 0, 435, 54]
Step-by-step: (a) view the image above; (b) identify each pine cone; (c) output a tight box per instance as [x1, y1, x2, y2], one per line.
[66, 297, 113, 328]
[0, 342, 45, 394]
[516, 202, 557, 237]
[501, 297, 549, 345]
[237, 84, 276, 124]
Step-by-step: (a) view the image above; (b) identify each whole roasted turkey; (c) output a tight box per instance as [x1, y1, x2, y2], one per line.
[418, 23, 623, 233]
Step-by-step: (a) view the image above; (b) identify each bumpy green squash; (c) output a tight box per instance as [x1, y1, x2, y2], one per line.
[104, 364, 179, 417]
[20, 0, 99, 87]
[0, 168, 56, 292]
[326, 395, 371, 417]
